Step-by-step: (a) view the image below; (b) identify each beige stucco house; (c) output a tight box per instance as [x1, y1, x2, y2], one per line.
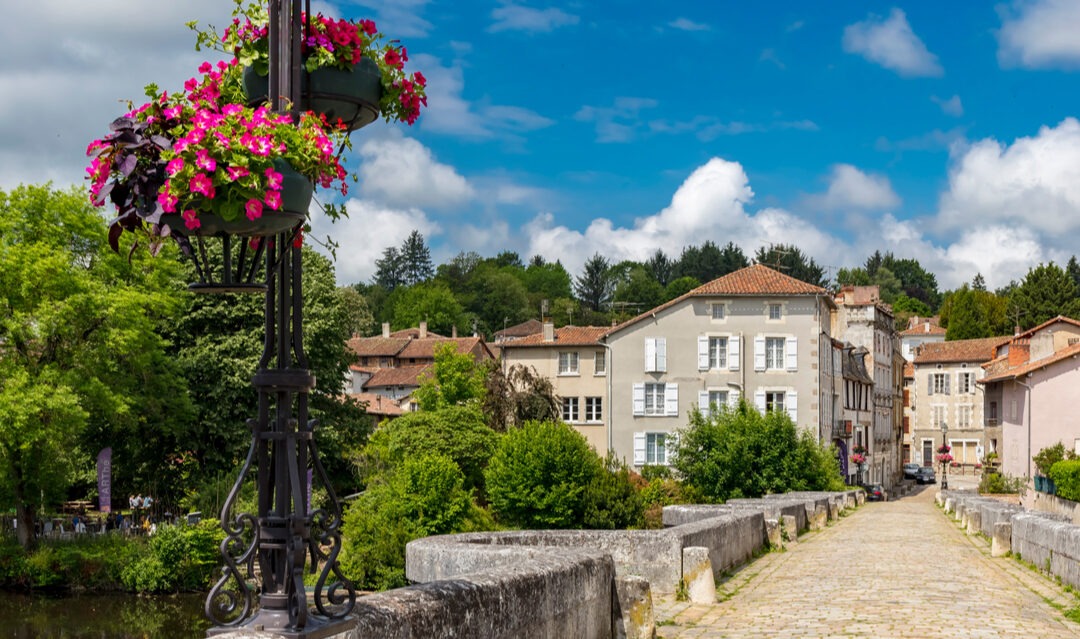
[602, 264, 837, 469]
[499, 324, 609, 451]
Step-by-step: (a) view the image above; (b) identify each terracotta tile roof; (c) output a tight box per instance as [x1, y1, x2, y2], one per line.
[348, 365, 379, 374]
[501, 326, 607, 348]
[494, 319, 543, 340]
[390, 327, 446, 339]
[1014, 315, 1080, 340]
[349, 392, 405, 417]
[605, 264, 830, 338]
[397, 337, 493, 360]
[980, 354, 1010, 378]
[903, 361, 914, 378]
[980, 341, 1080, 383]
[899, 322, 947, 337]
[836, 285, 881, 306]
[913, 336, 1011, 365]
[364, 365, 432, 389]
[347, 336, 409, 357]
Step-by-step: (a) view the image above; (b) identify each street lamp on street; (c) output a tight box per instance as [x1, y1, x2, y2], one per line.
[940, 422, 949, 490]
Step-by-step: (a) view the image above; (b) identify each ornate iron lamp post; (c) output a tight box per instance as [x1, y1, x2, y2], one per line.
[940, 421, 949, 490]
[205, 1, 359, 635]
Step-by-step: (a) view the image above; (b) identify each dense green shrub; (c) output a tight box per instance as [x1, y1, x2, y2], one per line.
[340, 453, 490, 591]
[673, 402, 845, 503]
[581, 453, 645, 529]
[1033, 442, 1072, 476]
[1048, 459, 1080, 501]
[978, 471, 1026, 494]
[355, 406, 499, 494]
[484, 420, 603, 528]
[119, 520, 224, 593]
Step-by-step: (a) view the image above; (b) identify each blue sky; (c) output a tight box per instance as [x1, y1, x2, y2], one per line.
[6, 1, 1080, 289]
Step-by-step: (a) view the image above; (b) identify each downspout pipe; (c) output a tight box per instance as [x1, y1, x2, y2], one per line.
[1015, 377, 1032, 479]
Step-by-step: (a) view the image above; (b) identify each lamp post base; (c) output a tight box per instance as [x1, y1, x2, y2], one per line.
[208, 612, 356, 639]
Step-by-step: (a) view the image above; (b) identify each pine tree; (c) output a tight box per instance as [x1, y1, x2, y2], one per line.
[644, 249, 673, 286]
[972, 273, 986, 291]
[945, 286, 990, 340]
[1010, 262, 1080, 329]
[754, 243, 827, 287]
[574, 253, 614, 312]
[373, 246, 404, 290]
[399, 230, 434, 286]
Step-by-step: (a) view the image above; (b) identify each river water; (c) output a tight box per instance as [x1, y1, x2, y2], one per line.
[0, 591, 211, 638]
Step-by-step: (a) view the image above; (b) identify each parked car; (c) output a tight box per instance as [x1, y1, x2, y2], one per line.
[914, 467, 936, 484]
[865, 484, 887, 501]
[903, 463, 921, 479]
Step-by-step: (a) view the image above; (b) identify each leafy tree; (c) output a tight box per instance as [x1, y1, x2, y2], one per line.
[355, 406, 497, 493]
[336, 286, 375, 337]
[644, 249, 674, 286]
[581, 453, 645, 529]
[1009, 262, 1080, 329]
[865, 252, 940, 310]
[1068, 257, 1080, 296]
[664, 276, 701, 302]
[399, 229, 434, 286]
[675, 241, 747, 283]
[522, 259, 573, 304]
[754, 243, 827, 287]
[391, 282, 466, 335]
[491, 250, 524, 270]
[574, 253, 614, 312]
[836, 267, 871, 286]
[890, 293, 932, 330]
[673, 402, 844, 503]
[482, 363, 561, 432]
[871, 266, 903, 303]
[340, 453, 489, 590]
[435, 251, 482, 295]
[485, 421, 603, 528]
[413, 342, 487, 411]
[0, 185, 191, 548]
[472, 270, 530, 336]
[372, 246, 404, 290]
[943, 285, 990, 340]
[612, 266, 665, 315]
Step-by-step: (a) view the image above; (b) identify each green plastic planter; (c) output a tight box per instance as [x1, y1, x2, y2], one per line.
[243, 58, 382, 131]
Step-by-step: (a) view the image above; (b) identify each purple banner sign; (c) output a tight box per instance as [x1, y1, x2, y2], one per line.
[97, 447, 112, 513]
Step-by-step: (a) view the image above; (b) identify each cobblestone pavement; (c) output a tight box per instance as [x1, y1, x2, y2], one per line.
[654, 484, 1080, 638]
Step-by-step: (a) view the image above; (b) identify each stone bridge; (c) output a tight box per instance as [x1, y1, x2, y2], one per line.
[221, 485, 1080, 639]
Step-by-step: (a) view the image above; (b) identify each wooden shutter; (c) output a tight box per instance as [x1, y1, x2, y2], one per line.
[656, 338, 667, 372]
[698, 336, 709, 371]
[786, 390, 798, 423]
[786, 336, 798, 371]
[632, 383, 645, 416]
[754, 389, 766, 413]
[926, 373, 933, 396]
[729, 388, 741, 408]
[633, 433, 646, 465]
[754, 335, 766, 371]
[664, 383, 679, 416]
[944, 374, 950, 395]
[644, 339, 656, 372]
[729, 335, 740, 371]
[698, 390, 710, 412]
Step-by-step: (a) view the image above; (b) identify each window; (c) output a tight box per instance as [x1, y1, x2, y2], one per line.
[644, 383, 666, 416]
[958, 372, 975, 394]
[929, 373, 950, 395]
[765, 391, 785, 413]
[709, 337, 728, 369]
[558, 351, 578, 375]
[957, 405, 972, 428]
[633, 382, 678, 417]
[989, 401, 998, 420]
[932, 405, 946, 428]
[766, 337, 785, 369]
[646, 433, 668, 465]
[594, 351, 606, 375]
[585, 397, 602, 422]
[768, 303, 782, 320]
[644, 337, 667, 372]
[711, 303, 726, 320]
[709, 390, 729, 413]
[561, 397, 579, 422]
[1009, 399, 1017, 420]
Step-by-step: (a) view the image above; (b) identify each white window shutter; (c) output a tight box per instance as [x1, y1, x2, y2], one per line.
[633, 432, 645, 465]
[632, 383, 645, 416]
[644, 339, 656, 372]
[729, 388, 741, 408]
[729, 335, 740, 371]
[786, 390, 798, 423]
[944, 374, 950, 395]
[698, 336, 709, 371]
[926, 373, 933, 396]
[754, 335, 766, 371]
[656, 338, 667, 372]
[698, 390, 710, 412]
[786, 336, 798, 371]
[665, 383, 679, 416]
[754, 389, 766, 413]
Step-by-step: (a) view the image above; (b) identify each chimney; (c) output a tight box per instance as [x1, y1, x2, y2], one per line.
[419, 321, 427, 339]
[1008, 338, 1030, 367]
[924, 321, 930, 333]
[1014, 325, 1021, 337]
[452, 325, 458, 338]
[542, 321, 555, 342]
[382, 322, 390, 338]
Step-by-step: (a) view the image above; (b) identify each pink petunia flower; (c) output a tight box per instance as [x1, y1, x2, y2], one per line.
[157, 189, 179, 213]
[264, 167, 283, 190]
[264, 189, 282, 210]
[181, 209, 201, 230]
[226, 165, 249, 181]
[195, 149, 217, 172]
[245, 198, 264, 221]
[166, 158, 185, 176]
[189, 173, 215, 198]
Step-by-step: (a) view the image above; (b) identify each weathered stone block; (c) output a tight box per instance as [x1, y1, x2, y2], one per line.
[944, 497, 955, 514]
[966, 509, 982, 535]
[765, 518, 781, 549]
[781, 515, 798, 546]
[613, 575, 655, 639]
[992, 521, 1011, 557]
[682, 546, 715, 604]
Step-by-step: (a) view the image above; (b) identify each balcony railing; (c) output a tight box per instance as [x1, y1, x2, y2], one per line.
[985, 418, 1000, 427]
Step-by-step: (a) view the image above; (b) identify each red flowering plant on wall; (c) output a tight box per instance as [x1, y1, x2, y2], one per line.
[192, 0, 427, 125]
[87, 60, 348, 253]
[850, 453, 867, 466]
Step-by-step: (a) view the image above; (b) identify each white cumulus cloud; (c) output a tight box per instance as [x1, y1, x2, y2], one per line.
[809, 164, 901, 211]
[356, 132, 474, 209]
[843, 8, 943, 77]
[998, 0, 1080, 69]
[488, 3, 579, 33]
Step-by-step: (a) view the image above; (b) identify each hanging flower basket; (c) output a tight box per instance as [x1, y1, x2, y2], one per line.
[242, 59, 382, 132]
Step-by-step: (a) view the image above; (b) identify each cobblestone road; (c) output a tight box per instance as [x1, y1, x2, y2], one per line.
[655, 484, 1080, 638]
